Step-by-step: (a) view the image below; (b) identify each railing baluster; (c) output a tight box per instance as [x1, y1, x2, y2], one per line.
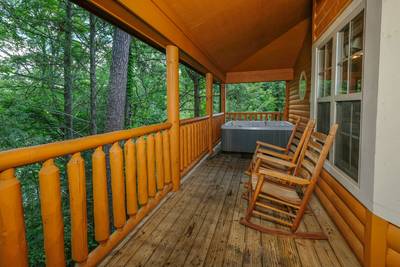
[162, 131, 172, 184]
[146, 134, 156, 198]
[92, 146, 110, 242]
[67, 153, 88, 263]
[136, 137, 148, 206]
[180, 127, 184, 171]
[184, 126, 189, 168]
[110, 142, 126, 229]
[39, 159, 66, 266]
[0, 168, 28, 267]
[155, 132, 165, 191]
[124, 140, 138, 216]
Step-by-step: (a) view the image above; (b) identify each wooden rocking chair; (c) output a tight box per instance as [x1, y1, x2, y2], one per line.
[240, 124, 338, 239]
[246, 117, 313, 176]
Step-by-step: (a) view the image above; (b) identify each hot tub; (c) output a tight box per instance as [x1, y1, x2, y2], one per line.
[221, 120, 293, 153]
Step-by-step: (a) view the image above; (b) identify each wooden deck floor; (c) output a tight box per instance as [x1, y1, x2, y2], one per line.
[101, 153, 360, 267]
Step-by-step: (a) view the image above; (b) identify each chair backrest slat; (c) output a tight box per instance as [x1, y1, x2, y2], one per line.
[289, 120, 315, 163]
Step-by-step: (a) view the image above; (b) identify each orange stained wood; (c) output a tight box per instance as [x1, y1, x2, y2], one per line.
[155, 132, 165, 191]
[206, 73, 213, 154]
[75, 0, 312, 82]
[137, 137, 148, 205]
[124, 140, 138, 216]
[0, 169, 29, 267]
[110, 142, 127, 229]
[39, 159, 65, 266]
[162, 130, 171, 184]
[166, 45, 180, 191]
[92, 146, 110, 241]
[67, 153, 88, 263]
[146, 134, 157, 197]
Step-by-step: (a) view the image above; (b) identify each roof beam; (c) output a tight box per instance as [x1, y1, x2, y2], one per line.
[225, 69, 294, 84]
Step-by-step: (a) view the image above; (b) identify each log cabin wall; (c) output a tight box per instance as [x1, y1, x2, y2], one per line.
[286, 1, 400, 266]
[312, 0, 353, 41]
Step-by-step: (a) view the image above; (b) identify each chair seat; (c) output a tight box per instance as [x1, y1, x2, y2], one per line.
[251, 174, 301, 205]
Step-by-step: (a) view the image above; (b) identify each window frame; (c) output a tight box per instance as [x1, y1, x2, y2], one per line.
[313, 5, 365, 187]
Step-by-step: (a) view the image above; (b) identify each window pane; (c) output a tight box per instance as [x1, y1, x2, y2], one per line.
[339, 25, 350, 60]
[317, 102, 330, 134]
[325, 40, 333, 69]
[349, 12, 364, 94]
[323, 69, 332, 97]
[317, 47, 325, 97]
[351, 12, 364, 55]
[350, 55, 363, 93]
[335, 101, 361, 182]
[338, 59, 349, 94]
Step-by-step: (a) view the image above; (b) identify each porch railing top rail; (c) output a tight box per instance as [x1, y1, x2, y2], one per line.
[0, 122, 171, 172]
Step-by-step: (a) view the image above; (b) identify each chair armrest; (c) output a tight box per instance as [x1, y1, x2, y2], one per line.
[259, 169, 310, 185]
[258, 148, 292, 161]
[256, 141, 287, 152]
[256, 153, 296, 169]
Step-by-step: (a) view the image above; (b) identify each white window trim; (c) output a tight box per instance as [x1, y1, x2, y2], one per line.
[311, 0, 366, 198]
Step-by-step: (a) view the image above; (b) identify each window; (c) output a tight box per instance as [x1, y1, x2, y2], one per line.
[213, 83, 221, 113]
[317, 39, 333, 98]
[314, 11, 364, 183]
[299, 71, 307, 100]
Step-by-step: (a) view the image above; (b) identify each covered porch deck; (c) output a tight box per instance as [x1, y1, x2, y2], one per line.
[101, 153, 359, 267]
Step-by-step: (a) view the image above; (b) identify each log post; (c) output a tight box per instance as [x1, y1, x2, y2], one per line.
[221, 83, 226, 122]
[166, 45, 180, 191]
[0, 169, 28, 267]
[284, 81, 290, 121]
[206, 73, 213, 155]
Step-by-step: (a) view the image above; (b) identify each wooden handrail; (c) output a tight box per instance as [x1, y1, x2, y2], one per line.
[0, 121, 174, 267]
[179, 115, 209, 126]
[0, 122, 171, 172]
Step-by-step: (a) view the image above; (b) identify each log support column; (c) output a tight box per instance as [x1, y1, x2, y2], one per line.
[206, 73, 213, 155]
[221, 83, 226, 121]
[166, 45, 180, 191]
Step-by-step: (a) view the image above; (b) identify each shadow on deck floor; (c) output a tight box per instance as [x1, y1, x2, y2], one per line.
[100, 153, 360, 267]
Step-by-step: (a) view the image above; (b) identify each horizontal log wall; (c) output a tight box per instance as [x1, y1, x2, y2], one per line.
[312, 0, 353, 41]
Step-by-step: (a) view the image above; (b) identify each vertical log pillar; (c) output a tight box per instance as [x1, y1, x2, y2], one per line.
[0, 168, 28, 267]
[284, 81, 290, 121]
[221, 83, 226, 122]
[364, 211, 388, 267]
[206, 73, 213, 155]
[166, 45, 180, 191]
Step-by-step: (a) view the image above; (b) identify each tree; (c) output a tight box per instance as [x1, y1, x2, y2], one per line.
[105, 27, 131, 132]
[63, 0, 73, 139]
[89, 13, 97, 134]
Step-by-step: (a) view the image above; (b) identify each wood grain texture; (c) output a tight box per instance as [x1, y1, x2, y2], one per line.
[100, 153, 359, 266]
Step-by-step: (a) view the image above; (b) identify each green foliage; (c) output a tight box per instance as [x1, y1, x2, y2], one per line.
[0, 0, 285, 266]
[226, 81, 286, 112]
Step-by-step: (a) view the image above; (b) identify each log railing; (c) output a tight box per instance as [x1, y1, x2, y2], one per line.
[225, 112, 283, 121]
[212, 112, 224, 145]
[179, 115, 209, 176]
[0, 122, 174, 267]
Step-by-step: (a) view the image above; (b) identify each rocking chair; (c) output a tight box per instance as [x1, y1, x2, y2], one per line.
[240, 124, 338, 239]
[246, 117, 313, 175]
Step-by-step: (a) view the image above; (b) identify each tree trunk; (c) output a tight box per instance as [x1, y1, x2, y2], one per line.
[64, 0, 73, 139]
[105, 27, 132, 132]
[89, 14, 97, 135]
[187, 69, 200, 117]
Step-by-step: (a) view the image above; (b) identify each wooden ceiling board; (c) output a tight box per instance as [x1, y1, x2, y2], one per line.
[154, 0, 312, 71]
[231, 19, 311, 72]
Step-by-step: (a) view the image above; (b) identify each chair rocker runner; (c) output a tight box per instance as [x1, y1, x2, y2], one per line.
[240, 124, 338, 239]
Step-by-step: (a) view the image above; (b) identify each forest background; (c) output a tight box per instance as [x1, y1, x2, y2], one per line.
[0, 0, 285, 265]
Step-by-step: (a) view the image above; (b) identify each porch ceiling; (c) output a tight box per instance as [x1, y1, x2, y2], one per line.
[152, 0, 312, 73]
